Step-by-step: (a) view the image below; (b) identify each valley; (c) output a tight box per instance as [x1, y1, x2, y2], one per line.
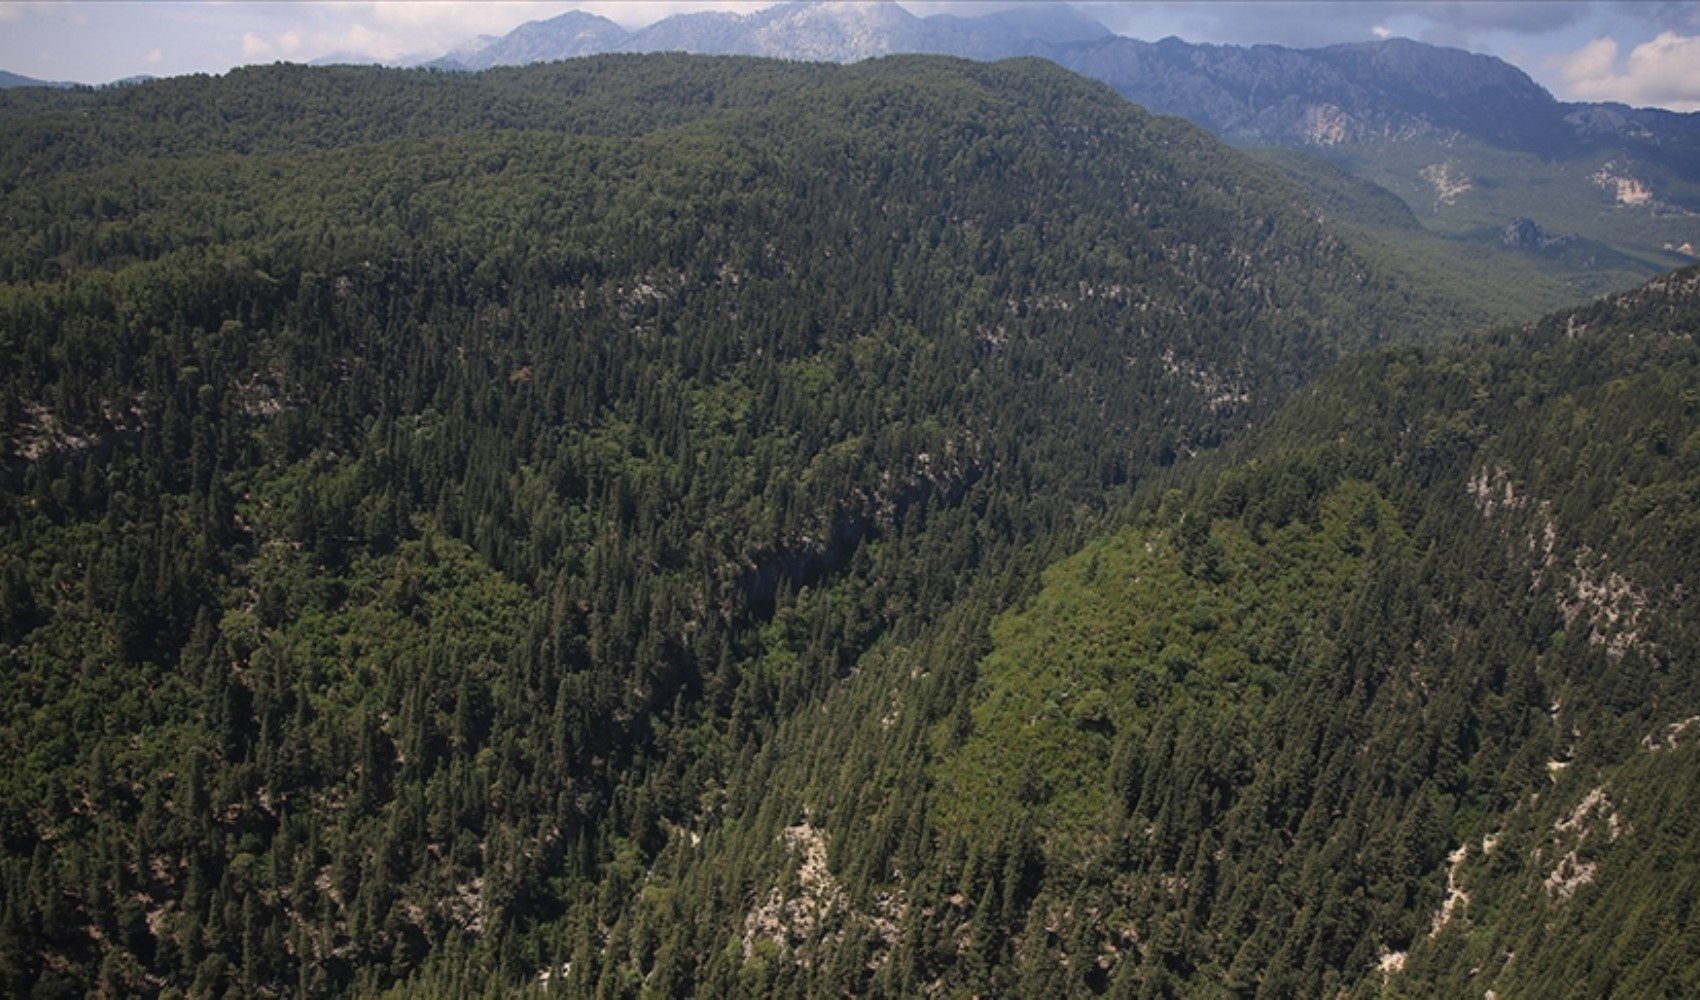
[1, 34, 1698, 1000]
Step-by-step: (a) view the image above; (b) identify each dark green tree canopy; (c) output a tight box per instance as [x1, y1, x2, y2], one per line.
[4, 52, 1694, 998]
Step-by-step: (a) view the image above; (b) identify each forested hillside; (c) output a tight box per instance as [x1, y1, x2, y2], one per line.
[8, 52, 1694, 999]
[413, 3, 1700, 309]
[628, 266, 1700, 998]
[0, 55, 1446, 997]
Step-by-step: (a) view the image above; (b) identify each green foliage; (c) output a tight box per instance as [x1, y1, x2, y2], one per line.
[0, 53, 1445, 996]
[1316, 133, 1697, 299]
[935, 480, 1404, 852]
[6, 46, 1695, 998]
[1250, 146, 1605, 326]
[614, 265, 1700, 998]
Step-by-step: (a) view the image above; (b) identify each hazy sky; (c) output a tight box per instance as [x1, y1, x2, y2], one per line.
[4, 1, 1699, 112]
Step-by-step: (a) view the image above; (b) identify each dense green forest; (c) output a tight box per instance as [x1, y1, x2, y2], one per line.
[2, 54, 1696, 998]
[586, 265, 1700, 999]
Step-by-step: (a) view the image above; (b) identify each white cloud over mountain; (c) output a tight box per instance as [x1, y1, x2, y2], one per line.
[1555, 31, 1700, 112]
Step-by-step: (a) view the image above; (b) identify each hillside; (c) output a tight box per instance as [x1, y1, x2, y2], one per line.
[1052, 35, 1700, 298]
[424, 3, 1700, 307]
[0, 55, 1443, 997]
[620, 266, 1700, 997]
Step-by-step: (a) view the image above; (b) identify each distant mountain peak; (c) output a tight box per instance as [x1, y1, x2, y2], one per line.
[445, 2, 1112, 66]
[746, 0, 927, 60]
[622, 0, 929, 61]
[435, 9, 627, 70]
[415, 1, 1698, 209]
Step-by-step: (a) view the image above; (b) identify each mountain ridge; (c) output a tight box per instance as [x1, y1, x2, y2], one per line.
[412, 2, 1700, 299]
[424, 4, 1687, 150]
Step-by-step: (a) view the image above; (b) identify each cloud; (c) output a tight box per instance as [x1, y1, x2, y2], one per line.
[240, 1, 778, 64]
[1553, 30, 1700, 110]
[145, 47, 163, 64]
[0, 1, 85, 24]
[1083, 1, 1589, 50]
[1410, 0, 1588, 39]
[365, 1, 564, 34]
[230, 2, 592, 64]
[1372, 24, 1392, 40]
[232, 26, 307, 61]
[1559, 36, 1618, 83]
[572, 1, 771, 28]
[1615, 0, 1700, 36]
[330, 21, 406, 61]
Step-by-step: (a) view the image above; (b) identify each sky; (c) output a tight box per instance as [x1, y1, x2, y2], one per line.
[3, 1, 1699, 112]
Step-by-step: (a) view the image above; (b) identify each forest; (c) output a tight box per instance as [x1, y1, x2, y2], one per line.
[2, 54, 1697, 997]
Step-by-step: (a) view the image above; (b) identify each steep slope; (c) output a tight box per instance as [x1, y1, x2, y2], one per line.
[427, 10, 1700, 202]
[1040, 36, 1700, 300]
[1249, 148, 1628, 317]
[651, 265, 1700, 997]
[1051, 36, 1549, 147]
[932, 266, 1700, 995]
[0, 55, 1439, 997]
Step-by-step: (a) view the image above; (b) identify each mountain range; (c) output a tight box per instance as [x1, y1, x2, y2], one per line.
[8, 1, 1696, 294]
[425, 1, 1695, 162]
[428, 2, 1112, 70]
[420, 0, 1700, 300]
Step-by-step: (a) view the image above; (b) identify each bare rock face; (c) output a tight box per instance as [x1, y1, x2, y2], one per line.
[1502, 217, 1546, 248]
[1501, 217, 1580, 250]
